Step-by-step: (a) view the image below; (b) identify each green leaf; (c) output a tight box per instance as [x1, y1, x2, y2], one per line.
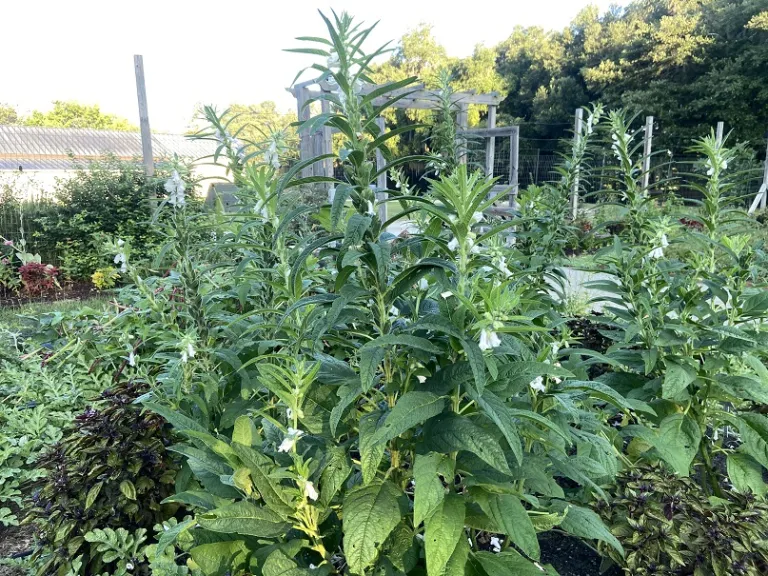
[741, 291, 768, 317]
[330, 183, 354, 230]
[198, 501, 291, 537]
[629, 414, 701, 477]
[320, 446, 352, 507]
[425, 494, 465, 576]
[161, 490, 222, 511]
[156, 518, 195, 556]
[715, 375, 768, 404]
[231, 444, 294, 517]
[471, 491, 540, 560]
[360, 411, 387, 484]
[344, 214, 372, 246]
[119, 480, 136, 501]
[343, 480, 404, 575]
[422, 413, 512, 475]
[85, 482, 103, 510]
[188, 541, 249, 576]
[471, 550, 554, 576]
[359, 335, 442, 392]
[262, 549, 313, 576]
[727, 453, 767, 496]
[662, 361, 696, 399]
[369, 392, 447, 446]
[413, 453, 453, 527]
[732, 413, 768, 470]
[232, 416, 258, 447]
[553, 502, 624, 557]
[469, 390, 523, 465]
[560, 381, 655, 415]
[143, 402, 208, 434]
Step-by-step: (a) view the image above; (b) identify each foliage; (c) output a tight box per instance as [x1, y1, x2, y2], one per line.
[0, 352, 104, 528]
[91, 267, 120, 291]
[23, 101, 136, 131]
[27, 381, 179, 576]
[18, 262, 59, 295]
[34, 156, 196, 280]
[0, 103, 19, 125]
[596, 466, 768, 576]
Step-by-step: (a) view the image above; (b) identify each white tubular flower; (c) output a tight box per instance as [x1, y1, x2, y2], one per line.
[470, 211, 484, 225]
[660, 234, 669, 248]
[113, 252, 128, 274]
[467, 236, 481, 254]
[389, 305, 399, 317]
[165, 170, 186, 207]
[479, 328, 502, 351]
[286, 407, 294, 420]
[117, 239, 125, 247]
[440, 291, 453, 299]
[352, 79, 363, 95]
[304, 480, 319, 501]
[278, 427, 305, 453]
[447, 237, 459, 252]
[127, 351, 136, 367]
[180, 341, 196, 363]
[648, 246, 664, 260]
[327, 51, 340, 71]
[496, 256, 513, 278]
[416, 375, 427, 384]
[490, 536, 502, 553]
[529, 376, 546, 393]
[418, 278, 429, 291]
[366, 201, 376, 217]
[254, 200, 270, 220]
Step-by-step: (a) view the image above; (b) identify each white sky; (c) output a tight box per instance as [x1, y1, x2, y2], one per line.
[0, 0, 626, 133]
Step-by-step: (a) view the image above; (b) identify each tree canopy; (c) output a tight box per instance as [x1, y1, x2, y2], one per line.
[23, 101, 137, 131]
[374, 0, 768, 154]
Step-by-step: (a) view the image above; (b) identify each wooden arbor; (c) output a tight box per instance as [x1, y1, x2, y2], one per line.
[288, 80, 518, 206]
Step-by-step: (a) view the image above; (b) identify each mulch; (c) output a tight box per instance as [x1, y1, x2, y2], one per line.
[0, 282, 99, 308]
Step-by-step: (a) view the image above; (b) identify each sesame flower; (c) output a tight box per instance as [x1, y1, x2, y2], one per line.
[479, 328, 502, 351]
[416, 375, 427, 384]
[127, 351, 136, 367]
[648, 246, 664, 260]
[180, 342, 196, 363]
[529, 376, 546, 393]
[278, 427, 305, 453]
[327, 51, 340, 71]
[304, 480, 319, 501]
[447, 237, 460, 252]
[495, 256, 513, 278]
[165, 170, 186, 207]
[264, 141, 280, 169]
[286, 407, 294, 420]
[660, 234, 669, 248]
[389, 305, 400, 317]
[117, 239, 125, 247]
[705, 158, 728, 176]
[113, 252, 128, 274]
[417, 278, 429, 291]
[470, 211, 484, 225]
[490, 536, 502, 553]
[366, 201, 376, 217]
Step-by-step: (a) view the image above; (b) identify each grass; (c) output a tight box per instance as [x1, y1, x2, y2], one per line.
[0, 298, 108, 334]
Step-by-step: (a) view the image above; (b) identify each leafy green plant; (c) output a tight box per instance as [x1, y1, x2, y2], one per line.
[596, 465, 768, 576]
[26, 381, 179, 576]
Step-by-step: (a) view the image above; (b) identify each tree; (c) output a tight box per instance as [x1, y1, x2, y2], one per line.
[24, 101, 136, 131]
[221, 101, 298, 160]
[0, 104, 19, 125]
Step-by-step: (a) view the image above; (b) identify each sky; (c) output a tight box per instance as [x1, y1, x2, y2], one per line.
[0, 0, 627, 133]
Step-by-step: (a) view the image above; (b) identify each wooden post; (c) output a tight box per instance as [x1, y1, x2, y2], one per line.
[457, 103, 469, 165]
[642, 115, 654, 192]
[716, 121, 724, 147]
[509, 126, 519, 208]
[321, 99, 333, 182]
[296, 87, 313, 178]
[485, 105, 496, 177]
[133, 55, 154, 178]
[570, 108, 584, 218]
[375, 117, 387, 222]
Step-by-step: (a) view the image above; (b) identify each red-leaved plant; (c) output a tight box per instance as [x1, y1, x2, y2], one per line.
[19, 262, 59, 295]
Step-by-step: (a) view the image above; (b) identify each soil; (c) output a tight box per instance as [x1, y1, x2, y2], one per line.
[566, 314, 615, 379]
[0, 521, 35, 576]
[0, 282, 98, 308]
[539, 532, 623, 576]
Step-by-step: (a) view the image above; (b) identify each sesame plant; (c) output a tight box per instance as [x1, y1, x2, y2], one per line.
[584, 128, 768, 500]
[135, 12, 637, 576]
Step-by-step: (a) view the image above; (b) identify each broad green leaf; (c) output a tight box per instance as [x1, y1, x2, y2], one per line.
[552, 502, 624, 557]
[560, 381, 655, 415]
[232, 416, 258, 447]
[360, 411, 387, 484]
[471, 550, 555, 576]
[471, 490, 539, 560]
[320, 446, 352, 507]
[143, 402, 208, 434]
[715, 375, 768, 404]
[443, 535, 471, 576]
[732, 413, 768, 469]
[462, 338, 487, 395]
[262, 549, 313, 576]
[360, 346, 386, 393]
[422, 413, 512, 475]
[343, 480, 404, 575]
[330, 183, 354, 230]
[741, 291, 768, 317]
[119, 480, 136, 501]
[425, 494, 465, 576]
[330, 383, 361, 437]
[369, 392, 447, 446]
[85, 482, 102, 510]
[231, 443, 294, 517]
[662, 361, 696, 399]
[637, 414, 701, 477]
[198, 501, 291, 538]
[469, 390, 523, 465]
[344, 214, 372, 246]
[161, 490, 223, 511]
[188, 541, 249, 576]
[413, 453, 453, 527]
[727, 453, 767, 496]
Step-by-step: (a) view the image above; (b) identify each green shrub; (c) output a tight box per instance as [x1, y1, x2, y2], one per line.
[26, 381, 179, 576]
[596, 465, 768, 576]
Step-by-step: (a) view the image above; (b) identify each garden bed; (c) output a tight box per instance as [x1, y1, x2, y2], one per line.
[0, 282, 103, 309]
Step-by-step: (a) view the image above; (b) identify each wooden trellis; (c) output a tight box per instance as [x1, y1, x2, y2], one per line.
[288, 79, 512, 207]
